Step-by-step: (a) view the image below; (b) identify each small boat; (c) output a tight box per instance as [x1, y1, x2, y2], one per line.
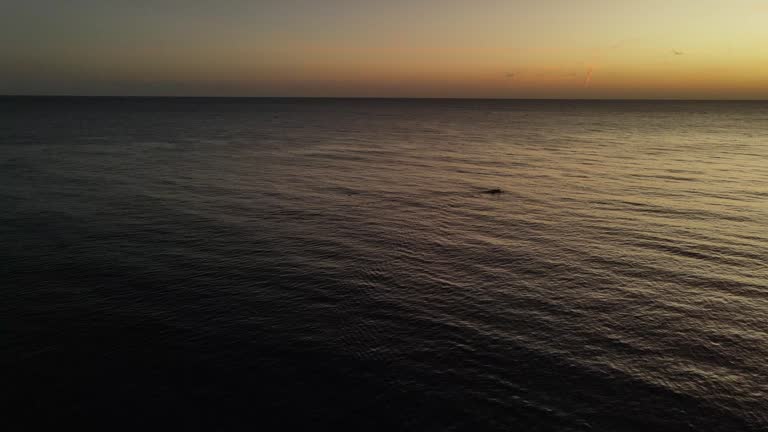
[482, 188, 504, 195]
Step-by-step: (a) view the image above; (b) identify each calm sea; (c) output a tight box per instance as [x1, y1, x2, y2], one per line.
[2, 97, 767, 431]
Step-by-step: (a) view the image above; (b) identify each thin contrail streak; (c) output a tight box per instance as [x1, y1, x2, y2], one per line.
[583, 66, 594, 87]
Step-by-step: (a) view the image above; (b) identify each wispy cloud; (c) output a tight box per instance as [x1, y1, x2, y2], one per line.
[535, 67, 576, 78]
[609, 37, 643, 50]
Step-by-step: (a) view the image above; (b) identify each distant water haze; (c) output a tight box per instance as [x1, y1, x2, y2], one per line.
[2, 97, 767, 430]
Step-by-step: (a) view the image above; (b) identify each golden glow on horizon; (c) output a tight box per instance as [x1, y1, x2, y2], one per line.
[2, 0, 768, 98]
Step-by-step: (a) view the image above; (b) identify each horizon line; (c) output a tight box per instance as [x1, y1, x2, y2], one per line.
[1, 94, 767, 102]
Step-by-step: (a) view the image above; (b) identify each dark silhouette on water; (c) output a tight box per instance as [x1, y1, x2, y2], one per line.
[482, 188, 504, 194]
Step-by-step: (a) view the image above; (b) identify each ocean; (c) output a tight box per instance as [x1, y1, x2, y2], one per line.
[2, 97, 767, 431]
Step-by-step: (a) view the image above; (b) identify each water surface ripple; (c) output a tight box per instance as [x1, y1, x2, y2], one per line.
[2, 98, 767, 431]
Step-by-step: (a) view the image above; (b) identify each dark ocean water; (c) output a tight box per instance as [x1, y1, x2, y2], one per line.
[2, 97, 767, 431]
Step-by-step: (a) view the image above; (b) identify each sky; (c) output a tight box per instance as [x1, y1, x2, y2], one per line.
[2, 0, 768, 99]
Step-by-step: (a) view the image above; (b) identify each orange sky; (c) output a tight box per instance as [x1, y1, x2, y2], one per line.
[2, 0, 768, 98]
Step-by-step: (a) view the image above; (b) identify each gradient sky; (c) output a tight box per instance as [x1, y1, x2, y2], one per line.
[2, 0, 768, 98]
